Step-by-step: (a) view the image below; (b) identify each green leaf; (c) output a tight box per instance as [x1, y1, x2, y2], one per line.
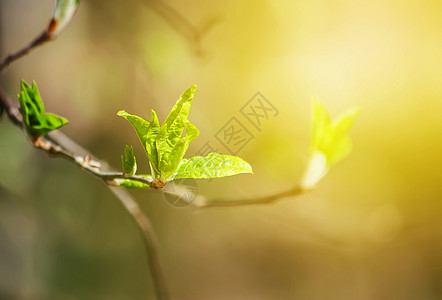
[157, 120, 199, 181]
[154, 85, 199, 181]
[159, 85, 197, 157]
[156, 123, 169, 172]
[146, 110, 161, 176]
[121, 145, 137, 176]
[310, 100, 332, 157]
[310, 100, 359, 167]
[164, 85, 196, 129]
[18, 80, 68, 137]
[174, 152, 253, 179]
[117, 110, 150, 148]
[48, 0, 80, 37]
[115, 174, 152, 189]
[167, 120, 199, 175]
[326, 109, 360, 165]
[301, 99, 359, 189]
[118, 109, 162, 178]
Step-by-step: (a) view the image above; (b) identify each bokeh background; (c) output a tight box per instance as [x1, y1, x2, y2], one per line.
[1, 0, 442, 299]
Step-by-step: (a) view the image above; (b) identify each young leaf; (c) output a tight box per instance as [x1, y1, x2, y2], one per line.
[115, 174, 153, 189]
[174, 153, 253, 179]
[158, 120, 200, 181]
[121, 145, 137, 176]
[155, 85, 199, 181]
[119, 84, 253, 187]
[164, 85, 196, 129]
[145, 110, 161, 176]
[48, 0, 80, 37]
[116, 180, 149, 189]
[18, 80, 68, 137]
[117, 110, 150, 148]
[300, 99, 359, 189]
[117, 109, 162, 178]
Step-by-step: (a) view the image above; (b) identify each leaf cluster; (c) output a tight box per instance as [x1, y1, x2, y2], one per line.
[18, 80, 68, 138]
[118, 85, 253, 188]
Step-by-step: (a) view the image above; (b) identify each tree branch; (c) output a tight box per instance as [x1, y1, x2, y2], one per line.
[107, 187, 169, 300]
[0, 89, 169, 299]
[0, 30, 52, 72]
[193, 185, 312, 208]
[0, 88, 23, 126]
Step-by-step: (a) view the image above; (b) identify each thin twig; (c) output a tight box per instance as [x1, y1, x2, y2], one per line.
[145, 0, 200, 41]
[108, 187, 169, 300]
[193, 185, 311, 208]
[0, 30, 52, 72]
[142, 0, 220, 55]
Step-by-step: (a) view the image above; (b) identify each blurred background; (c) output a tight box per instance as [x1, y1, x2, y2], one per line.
[1, 0, 442, 299]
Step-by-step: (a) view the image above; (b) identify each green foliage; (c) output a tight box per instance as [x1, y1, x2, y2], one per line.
[175, 153, 253, 179]
[115, 175, 152, 189]
[18, 80, 68, 138]
[49, 0, 80, 37]
[301, 99, 359, 189]
[310, 100, 359, 166]
[121, 145, 137, 176]
[118, 85, 253, 188]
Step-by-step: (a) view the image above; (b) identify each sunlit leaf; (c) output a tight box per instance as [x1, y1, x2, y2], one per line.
[119, 84, 253, 186]
[175, 152, 253, 179]
[301, 99, 359, 189]
[48, 0, 80, 37]
[18, 80, 68, 137]
[156, 122, 169, 172]
[326, 109, 359, 165]
[161, 120, 199, 180]
[117, 110, 150, 148]
[158, 85, 197, 159]
[154, 86, 199, 181]
[146, 110, 160, 176]
[164, 85, 196, 129]
[121, 145, 137, 176]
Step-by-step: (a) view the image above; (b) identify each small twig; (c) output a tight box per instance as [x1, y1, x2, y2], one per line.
[0, 30, 52, 72]
[142, 0, 220, 55]
[145, 0, 200, 41]
[32, 136, 155, 187]
[193, 185, 312, 208]
[107, 187, 169, 300]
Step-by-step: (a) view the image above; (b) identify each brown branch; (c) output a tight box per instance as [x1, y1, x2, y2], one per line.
[0, 88, 23, 126]
[145, 0, 200, 41]
[193, 185, 312, 208]
[0, 89, 169, 299]
[107, 187, 169, 300]
[33, 136, 154, 187]
[0, 30, 52, 72]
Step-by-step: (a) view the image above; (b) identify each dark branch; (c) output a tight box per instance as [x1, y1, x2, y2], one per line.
[0, 30, 52, 72]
